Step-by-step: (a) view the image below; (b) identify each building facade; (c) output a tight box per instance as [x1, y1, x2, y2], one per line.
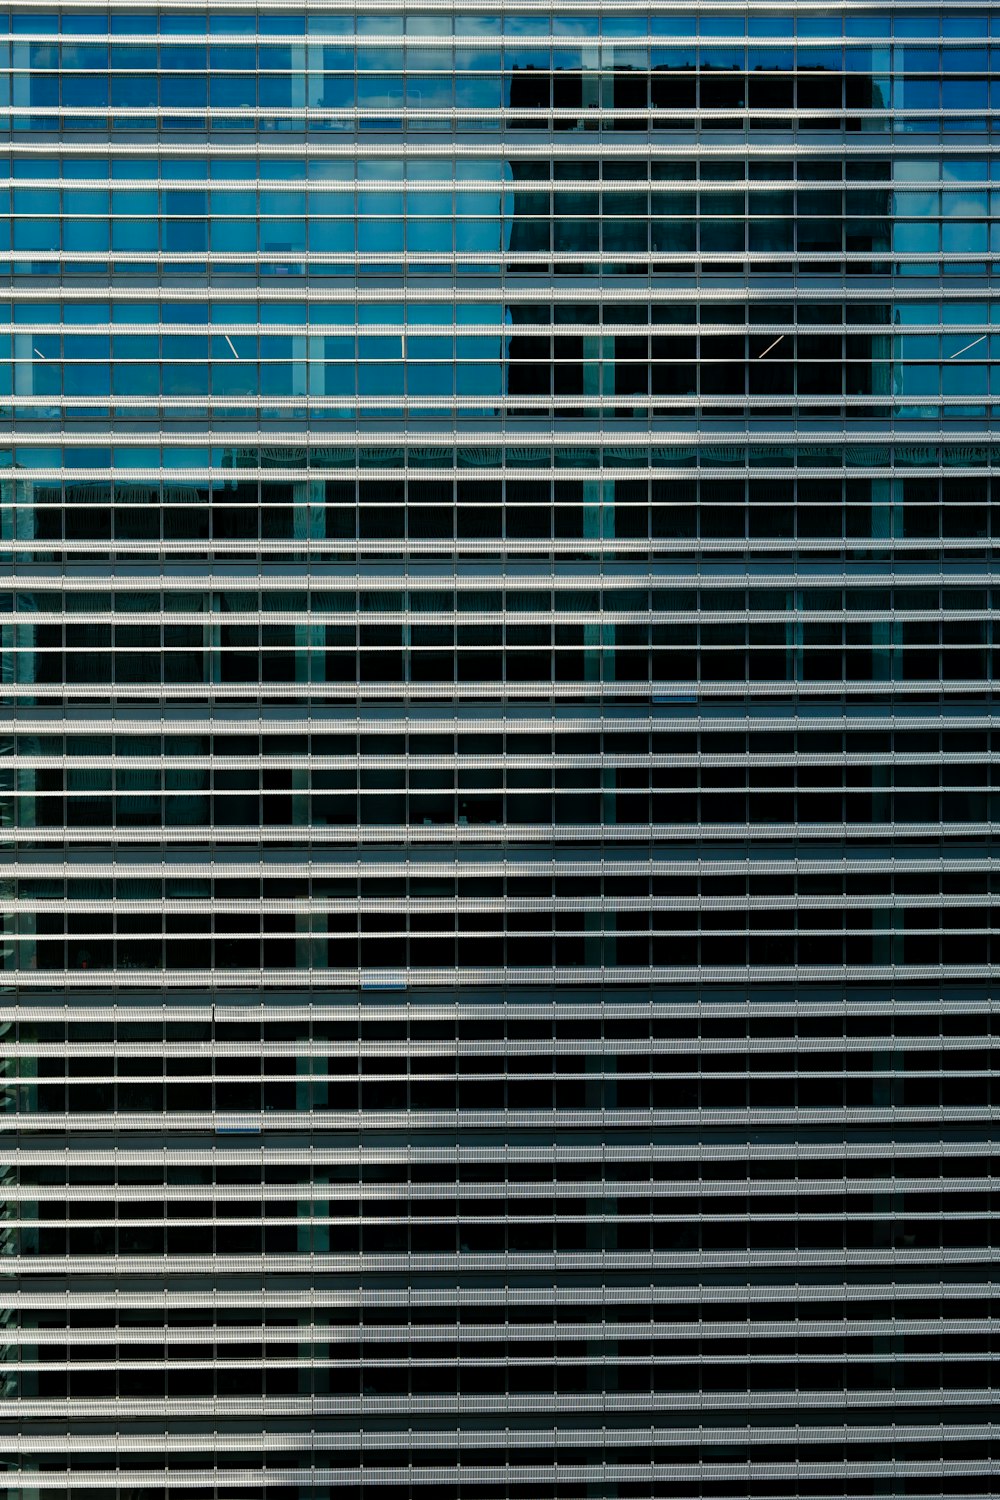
[2, 4, 999, 1497]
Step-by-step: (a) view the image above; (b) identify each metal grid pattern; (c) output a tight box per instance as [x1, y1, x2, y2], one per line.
[1, 3, 999, 1498]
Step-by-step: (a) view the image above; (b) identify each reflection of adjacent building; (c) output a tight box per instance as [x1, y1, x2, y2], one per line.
[505, 292, 896, 426]
[508, 58, 890, 127]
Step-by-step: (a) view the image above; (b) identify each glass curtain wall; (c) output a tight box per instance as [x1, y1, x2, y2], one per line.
[1, 6, 999, 1499]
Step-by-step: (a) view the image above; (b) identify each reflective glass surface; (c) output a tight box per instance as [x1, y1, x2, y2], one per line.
[2, 8, 999, 1499]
